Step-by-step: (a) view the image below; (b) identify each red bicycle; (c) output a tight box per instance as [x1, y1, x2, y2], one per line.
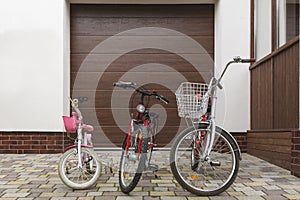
[113, 81, 169, 193]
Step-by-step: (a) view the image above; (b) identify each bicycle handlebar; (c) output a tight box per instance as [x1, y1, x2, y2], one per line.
[113, 81, 169, 104]
[69, 98, 83, 119]
[241, 58, 256, 63]
[113, 81, 136, 89]
[157, 95, 169, 104]
[218, 56, 256, 83]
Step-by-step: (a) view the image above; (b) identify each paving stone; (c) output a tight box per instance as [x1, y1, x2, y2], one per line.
[227, 191, 245, 196]
[174, 191, 194, 196]
[98, 187, 118, 192]
[143, 197, 160, 200]
[244, 182, 268, 187]
[150, 191, 175, 196]
[263, 185, 281, 190]
[87, 191, 104, 196]
[263, 195, 288, 200]
[187, 197, 209, 200]
[210, 197, 236, 200]
[2, 193, 30, 198]
[39, 193, 66, 197]
[95, 197, 116, 200]
[77, 197, 94, 200]
[283, 194, 300, 199]
[51, 198, 77, 200]
[160, 197, 187, 200]
[116, 196, 142, 200]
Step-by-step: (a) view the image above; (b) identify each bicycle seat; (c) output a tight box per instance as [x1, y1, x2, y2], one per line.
[82, 124, 94, 132]
[149, 112, 159, 119]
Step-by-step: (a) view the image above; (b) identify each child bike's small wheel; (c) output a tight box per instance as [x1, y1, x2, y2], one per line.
[58, 147, 101, 189]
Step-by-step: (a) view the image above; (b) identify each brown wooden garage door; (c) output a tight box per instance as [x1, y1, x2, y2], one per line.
[71, 4, 214, 148]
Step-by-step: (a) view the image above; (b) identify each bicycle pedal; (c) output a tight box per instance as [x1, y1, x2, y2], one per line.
[148, 142, 157, 146]
[210, 161, 221, 167]
[146, 164, 159, 172]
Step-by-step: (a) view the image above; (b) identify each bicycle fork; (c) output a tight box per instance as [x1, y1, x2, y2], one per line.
[202, 88, 217, 163]
[77, 126, 83, 169]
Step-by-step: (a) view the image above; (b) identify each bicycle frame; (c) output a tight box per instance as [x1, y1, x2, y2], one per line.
[126, 107, 154, 158]
[63, 99, 94, 168]
[192, 57, 255, 161]
[114, 82, 168, 158]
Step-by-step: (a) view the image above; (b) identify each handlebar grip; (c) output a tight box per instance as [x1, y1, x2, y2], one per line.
[113, 82, 122, 87]
[113, 81, 136, 88]
[241, 58, 256, 63]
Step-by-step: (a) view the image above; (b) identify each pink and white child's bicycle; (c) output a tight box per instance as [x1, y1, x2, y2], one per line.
[58, 98, 102, 189]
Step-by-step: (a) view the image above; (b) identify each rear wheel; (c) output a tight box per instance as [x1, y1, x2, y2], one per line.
[119, 125, 148, 193]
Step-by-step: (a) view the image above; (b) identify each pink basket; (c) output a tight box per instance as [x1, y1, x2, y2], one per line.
[62, 116, 76, 133]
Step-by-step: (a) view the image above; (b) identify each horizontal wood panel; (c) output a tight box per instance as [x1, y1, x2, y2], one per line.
[248, 143, 291, 153]
[247, 137, 291, 146]
[71, 4, 214, 18]
[247, 149, 291, 170]
[92, 125, 189, 147]
[79, 108, 179, 126]
[247, 132, 292, 139]
[72, 90, 177, 109]
[71, 72, 210, 91]
[247, 130, 293, 170]
[71, 36, 214, 54]
[71, 53, 214, 73]
[71, 17, 214, 36]
[248, 148, 291, 162]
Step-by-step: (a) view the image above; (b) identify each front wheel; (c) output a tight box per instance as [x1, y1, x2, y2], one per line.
[170, 124, 239, 196]
[119, 125, 148, 193]
[58, 147, 101, 189]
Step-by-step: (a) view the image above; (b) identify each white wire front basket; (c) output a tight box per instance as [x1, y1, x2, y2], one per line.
[175, 82, 210, 119]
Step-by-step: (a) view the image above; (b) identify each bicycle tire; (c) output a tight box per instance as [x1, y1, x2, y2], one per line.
[170, 123, 239, 196]
[58, 147, 101, 189]
[119, 125, 148, 193]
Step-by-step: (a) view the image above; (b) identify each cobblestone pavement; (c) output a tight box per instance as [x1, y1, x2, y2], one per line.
[1, 151, 300, 200]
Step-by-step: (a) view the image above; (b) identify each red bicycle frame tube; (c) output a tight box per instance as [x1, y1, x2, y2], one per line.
[125, 120, 134, 155]
[138, 134, 142, 157]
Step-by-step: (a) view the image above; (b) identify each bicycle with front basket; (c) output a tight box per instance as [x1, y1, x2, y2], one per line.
[113, 81, 169, 193]
[170, 57, 255, 196]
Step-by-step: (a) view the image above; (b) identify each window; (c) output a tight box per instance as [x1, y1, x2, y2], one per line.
[277, 0, 299, 47]
[254, 0, 272, 60]
[253, 0, 299, 59]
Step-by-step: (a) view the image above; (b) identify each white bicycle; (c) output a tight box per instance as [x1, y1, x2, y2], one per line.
[170, 57, 255, 196]
[58, 98, 102, 189]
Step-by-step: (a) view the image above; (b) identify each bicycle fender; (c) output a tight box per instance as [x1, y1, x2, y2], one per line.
[65, 144, 93, 151]
[216, 125, 242, 160]
[196, 122, 242, 160]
